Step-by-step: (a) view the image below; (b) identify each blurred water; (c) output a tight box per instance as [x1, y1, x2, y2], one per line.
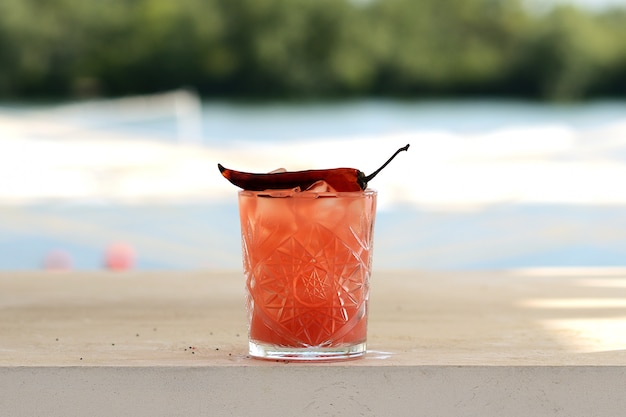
[1, 96, 626, 270]
[61, 99, 626, 143]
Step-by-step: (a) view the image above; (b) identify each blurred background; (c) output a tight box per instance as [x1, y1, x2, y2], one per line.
[1, 0, 626, 271]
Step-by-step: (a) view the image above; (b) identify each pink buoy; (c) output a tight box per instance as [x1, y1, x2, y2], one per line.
[43, 249, 73, 271]
[104, 242, 135, 271]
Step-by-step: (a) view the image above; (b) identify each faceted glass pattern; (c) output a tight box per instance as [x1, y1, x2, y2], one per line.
[239, 189, 376, 360]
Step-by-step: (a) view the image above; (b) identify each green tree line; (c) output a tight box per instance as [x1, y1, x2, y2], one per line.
[1, 0, 625, 100]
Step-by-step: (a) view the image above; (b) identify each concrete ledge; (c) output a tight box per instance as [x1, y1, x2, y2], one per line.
[2, 269, 626, 416]
[3, 366, 625, 417]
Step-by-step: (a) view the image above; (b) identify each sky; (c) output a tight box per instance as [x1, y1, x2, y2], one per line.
[543, 0, 626, 9]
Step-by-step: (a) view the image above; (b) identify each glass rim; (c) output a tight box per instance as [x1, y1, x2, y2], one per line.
[238, 188, 377, 198]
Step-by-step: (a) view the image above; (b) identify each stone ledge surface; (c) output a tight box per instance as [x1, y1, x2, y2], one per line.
[2, 269, 626, 416]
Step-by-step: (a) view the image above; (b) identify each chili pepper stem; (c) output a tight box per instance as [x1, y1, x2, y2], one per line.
[363, 144, 410, 183]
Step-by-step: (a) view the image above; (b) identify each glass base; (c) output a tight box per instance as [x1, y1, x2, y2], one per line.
[249, 341, 367, 361]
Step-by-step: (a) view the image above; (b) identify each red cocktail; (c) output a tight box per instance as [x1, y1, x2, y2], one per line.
[239, 188, 376, 360]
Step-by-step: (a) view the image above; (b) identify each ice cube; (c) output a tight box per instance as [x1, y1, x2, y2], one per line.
[304, 180, 337, 193]
[265, 186, 300, 197]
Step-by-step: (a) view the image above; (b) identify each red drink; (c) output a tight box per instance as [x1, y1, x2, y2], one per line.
[239, 188, 377, 360]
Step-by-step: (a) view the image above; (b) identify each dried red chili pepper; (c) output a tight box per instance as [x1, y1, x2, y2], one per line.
[218, 144, 409, 192]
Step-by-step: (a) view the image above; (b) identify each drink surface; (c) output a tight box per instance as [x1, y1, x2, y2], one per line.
[239, 189, 376, 348]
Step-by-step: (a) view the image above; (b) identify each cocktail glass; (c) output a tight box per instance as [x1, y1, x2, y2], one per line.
[238, 188, 377, 361]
